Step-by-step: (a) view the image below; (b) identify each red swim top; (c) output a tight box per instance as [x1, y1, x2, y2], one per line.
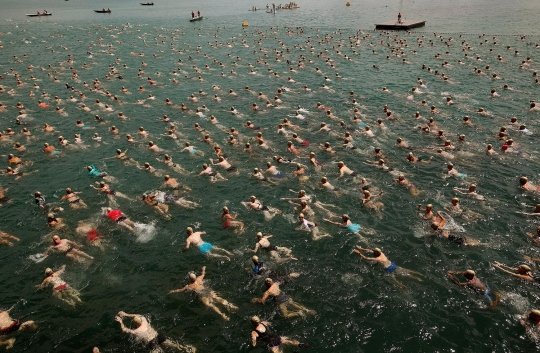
[107, 209, 122, 221]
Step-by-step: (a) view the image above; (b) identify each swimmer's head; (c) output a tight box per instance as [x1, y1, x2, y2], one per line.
[144, 162, 150, 167]
[186, 227, 193, 234]
[252, 256, 259, 262]
[520, 176, 528, 185]
[363, 190, 370, 196]
[133, 316, 143, 326]
[116, 149, 122, 153]
[222, 206, 229, 212]
[188, 273, 197, 281]
[342, 214, 349, 220]
[35, 191, 41, 197]
[45, 268, 53, 276]
[250, 196, 256, 201]
[99, 181, 105, 187]
[337, 161, 344, 167]
[164, 175, 170, 180]
[106, 207, 112, 212]
[464, 270, 475, 279]
[256, 232, 263, 239]
[66, 188, 72, 193]
[430, 222, 439, 230]
[321, 177, 327, 183]
[373, 248, 382, 256]
[251, 316, 261, 324]
[518, 265, 532, 273]
[265, 278, 273, 285]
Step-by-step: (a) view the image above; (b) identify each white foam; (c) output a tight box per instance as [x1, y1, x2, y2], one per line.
[134, 222, 156, 243]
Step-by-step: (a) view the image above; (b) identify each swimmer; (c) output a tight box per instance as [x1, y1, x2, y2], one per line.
[60, 188, 87, 209]
[336, 161, 359, 179]
[0, 231, 20, 246]
[252, 278, 316, 319]
[296, 210, 331, 239]
[519, 309, 540, 341]
[252, 232, 297, 263]
[361, 190, 384, 214]
[210, 156, 238, 173]
[250, 316, 310, 352]
[492, 261, 540, 283]
[242, 196, 282, 221]
[91, 181, 131, 201]
[0, 305, 37, 350]
[169, 266, 237, 321]
[395, 174, 421, 196]
[37, 266, 83, 307]
[43, 235, 94, 262]
[430, 211, 480, 246]
[453, 184, 485, 200]
[184, 227, 233, 260]
[447, 270, 499, 308]
[143, 192, 171, 219]
[197, 163, 227, 183]
[354, 246, 422, 287]
[519, 176, 540, 193]
[324, 214, 361, 233]
[221, 206, 244, 233]
[115, 311, 195, 352]
[103, 207, 136, 232]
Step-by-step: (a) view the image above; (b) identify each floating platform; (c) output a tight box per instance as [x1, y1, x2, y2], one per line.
[375, 20, 426, 30]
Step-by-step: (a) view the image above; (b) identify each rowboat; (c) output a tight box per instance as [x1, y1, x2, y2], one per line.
[189, 16, 203, 22]
[94, 10, 111, 13]
[26, 13, 52, 17]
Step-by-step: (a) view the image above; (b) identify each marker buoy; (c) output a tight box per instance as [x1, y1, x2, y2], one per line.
[242, 21, 249, 27]
[346, 2, 350, 6]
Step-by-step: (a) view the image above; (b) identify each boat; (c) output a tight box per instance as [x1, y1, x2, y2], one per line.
[26, 13, 52, 17]
[140, 2, 154, 5]
[189, 16, 203, 22]
[94, 9, 111, 13]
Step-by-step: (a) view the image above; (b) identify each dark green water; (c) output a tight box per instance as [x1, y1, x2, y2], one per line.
[1, 1, 540, 353]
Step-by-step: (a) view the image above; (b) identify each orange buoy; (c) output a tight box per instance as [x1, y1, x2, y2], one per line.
[242, 21, 249, 27]
[346, 2, 350, 6]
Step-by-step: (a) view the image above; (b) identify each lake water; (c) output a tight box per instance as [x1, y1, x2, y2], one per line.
[1, 0, 540, 352]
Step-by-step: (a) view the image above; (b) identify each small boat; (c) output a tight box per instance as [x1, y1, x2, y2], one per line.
[26, 13, 52, 17]
[140, 2, 154, 5]
[94, 9, 111, 13]
[189, 16, 203, 22]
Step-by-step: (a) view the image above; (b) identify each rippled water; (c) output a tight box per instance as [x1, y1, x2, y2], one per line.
[1, 0, 540, 352]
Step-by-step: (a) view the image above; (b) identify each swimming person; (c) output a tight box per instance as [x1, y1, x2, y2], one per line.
[353, 246, 422, 287]
[324, 214, 361, 233]
[43, 235, 94, 262]
[103, 207, 136, 233]
[251, 232, 297, 263]
[37, 266, 83, 307]
[296, 213, 331, 240]
[0, 231, 20, 247]
[250, 316, 310, 352]
[492, 261, 540, 283]
[169, 266, 238, 321]
[60, 188, 87, 209]
[221, 206, 244, 233]
[0, 305, 37, 350]
[430, 211, 480, 246]
[520, 309, 540, 341]
[184, 227, 233, 260]
[447, 270, 499, 308]
[252, 278, 316, 319]
[242, 196, 282, 221]
[115, 311, 195, 352]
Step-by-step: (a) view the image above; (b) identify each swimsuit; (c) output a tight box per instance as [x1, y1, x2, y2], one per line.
[198, 242, 213, 254]
[385, 262, 398, 274]
[483, 285, 494, 301]
[69, 198, 81, 204]
[262, 245, 278, 252]
[223, 220, 231, 228]
[347, 223, 361, 232]
[255, 324, 281, 347]
[0, 320, 21, 336]
[54, 283, 68, 291]
[272, 292, 289, 304]
[147, 333, 167, 350]
[274, 172, 283, 178]
[447, 234, 464, 245]
[226, 166, 237, 172]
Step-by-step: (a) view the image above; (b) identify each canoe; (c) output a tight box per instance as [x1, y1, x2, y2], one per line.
[189, 16, 203, 22]
[94, 10, 111, 13]
[26, 13, 52, 17]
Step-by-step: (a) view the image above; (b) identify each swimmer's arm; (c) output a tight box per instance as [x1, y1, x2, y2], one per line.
[168, 285, 188, 294]
[115, 317, 136, 334]
[252, 243, 260, 252]
[184, 239, 191, 250]
[253, 291, 270, 304]
[251, 331, 258, 347]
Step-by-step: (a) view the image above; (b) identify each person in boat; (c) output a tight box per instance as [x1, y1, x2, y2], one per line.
[197, 10, 200, 17]
[398, 12, 402, 23]
[191, 11, 195, 18]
